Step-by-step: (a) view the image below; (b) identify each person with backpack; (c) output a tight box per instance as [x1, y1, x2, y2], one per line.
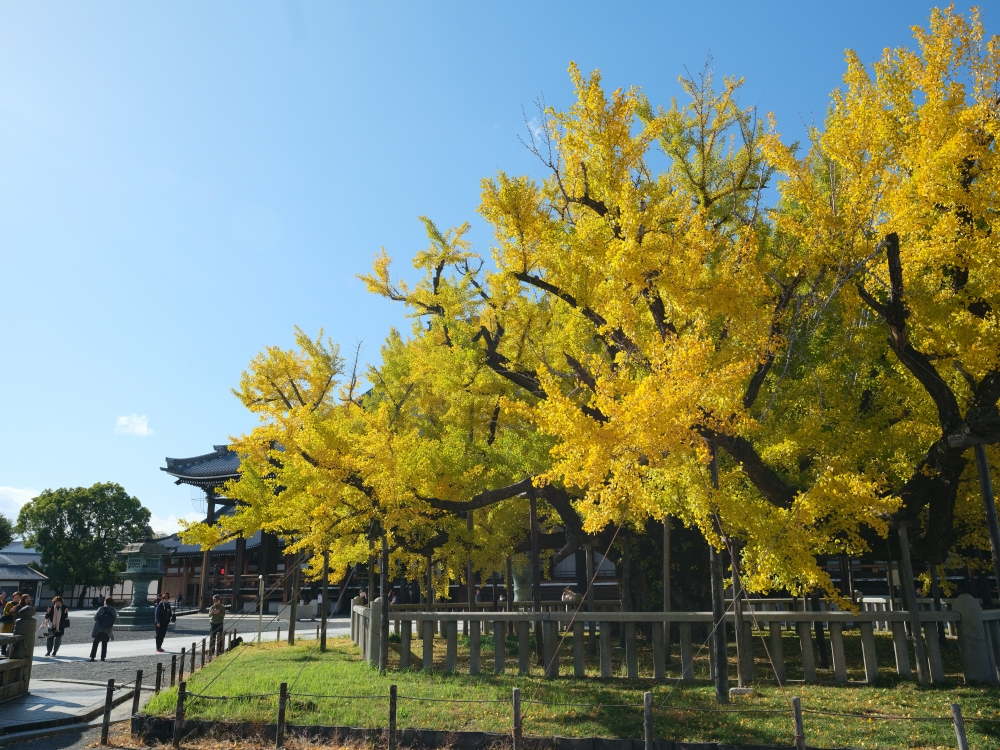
[90, 597, 117, 661]
[154, 591, 172, 653]
[43, 595, 70, 657]
[208, 594, 226, 652]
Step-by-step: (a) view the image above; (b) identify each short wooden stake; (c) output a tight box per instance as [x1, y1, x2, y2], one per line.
[201, 638, 206, 668]
[512, 687, 522, 750]
[172, 681, 186, 749]
[179, 648, 186, 682]
[277, 625, 281, 642]
[952, 703, 970, 750]
[791, 696, 805, 750]
[131, 669, 143, 717]
[643, 691, 654, 750]
[316, 624, 320, 640]
[100, 678, 114, 745]
[388, 684, 398, 750]
[170, 655, 177, 687]
[276, 681, 288, 749]
[155, 662, 163, 693]
[190, 642, 196, 672]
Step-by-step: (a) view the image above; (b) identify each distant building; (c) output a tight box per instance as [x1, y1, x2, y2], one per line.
[0, 541, 47, 602]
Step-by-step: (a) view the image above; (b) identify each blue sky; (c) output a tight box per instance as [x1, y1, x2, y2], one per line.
[0, 2, 988, 533]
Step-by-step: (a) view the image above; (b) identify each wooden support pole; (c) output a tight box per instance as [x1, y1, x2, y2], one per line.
[389, 684, 398, 750]
[131, 669, 143, 717]
[495, 620, 505, 675]
[170, 655, 176, 688]
[573, 620, 586, 677]
[190, 642, 196, 673]
[512, 688, 522, 750]
[321, 550, 330, 653]
[172, 682, 186, 749]
[155, 662, 163, 694]
[952, 703, 970, 750]
[529, 490, 544, 666]
[276, 682, 288, 749]
[100, 679, 114, 746]
[897, 525, 929, 685]
[201, 638, 206, 668]
[791, 696, 805, 750]
[600, 621, 612, 678]
[179, 648, 185, 683]
[768, 621, 785, 684]
[643, 691, 655, 750]
[518, 620, 531, 675]
[400, 620, 411, 670]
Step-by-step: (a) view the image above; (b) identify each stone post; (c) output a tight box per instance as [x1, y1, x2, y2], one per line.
[368, 598, 383, 668]
[953, 593, 998, 684]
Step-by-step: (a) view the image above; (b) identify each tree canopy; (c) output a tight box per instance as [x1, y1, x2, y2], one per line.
[0, 513, 13, 550]
[16, 483, 151, 599]
[183, 6, 1000, 605]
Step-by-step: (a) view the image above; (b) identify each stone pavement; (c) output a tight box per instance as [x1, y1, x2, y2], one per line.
[0, 678, 141, 744]
[0, 614, 352, 745]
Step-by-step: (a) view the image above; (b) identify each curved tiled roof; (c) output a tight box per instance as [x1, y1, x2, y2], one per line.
[0, 564, 47, 582]
[161, 445, 241, 485]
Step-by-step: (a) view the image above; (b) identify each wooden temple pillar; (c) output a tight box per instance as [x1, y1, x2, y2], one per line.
[198, 489, 216, 613]
[233, 533, 246, 613]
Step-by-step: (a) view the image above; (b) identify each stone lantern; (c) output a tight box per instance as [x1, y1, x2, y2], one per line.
[115, 526, 170, 630]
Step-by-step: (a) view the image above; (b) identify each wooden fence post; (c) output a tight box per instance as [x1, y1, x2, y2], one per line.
[643, 691, 654, 750]
[952, 703, 970, 750]
[190, 642, 196, 673]
[170, 655, 177, 687]
[172, 681, 186, 749]
[201, 638, 206, 668]
[100, 678, 114, 746]
[155, 662, 163, 694]
[179, 648, 186, 682]
[276, 681, 288, 749]
[512, 687, 522, 750]
[389, 684, 398, 750]
[791, 696, 805, 750]
[131, 669, 143, 717]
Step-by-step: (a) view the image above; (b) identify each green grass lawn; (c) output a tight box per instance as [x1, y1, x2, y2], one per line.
[144, 632, 1000, 749]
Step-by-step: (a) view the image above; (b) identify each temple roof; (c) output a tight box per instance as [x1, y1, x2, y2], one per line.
[158, 530, 265, 558]
[161, 445, 241, 487]
[0, 564, 47, 582]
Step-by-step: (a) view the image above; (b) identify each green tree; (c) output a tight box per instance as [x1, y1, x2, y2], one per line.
[0, 513, 13, 550]
[16, 483, 151, 605]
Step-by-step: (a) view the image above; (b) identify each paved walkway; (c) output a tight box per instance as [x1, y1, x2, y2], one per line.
[32, 615, 351, 664]
[0, 678, 141, 743]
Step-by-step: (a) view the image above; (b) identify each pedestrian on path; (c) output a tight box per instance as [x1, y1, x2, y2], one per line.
[1, 592, 20, 656]
[154, 591, 172, 653]
[209, 594, 225, 651]
[43, 596, 70, 656]
[89, 596, 117, 661]
[15, 595, 35, 621]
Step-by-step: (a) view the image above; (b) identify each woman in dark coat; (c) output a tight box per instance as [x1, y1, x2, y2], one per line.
[43, 595, 70, 656]
[90, 596, 117, 661]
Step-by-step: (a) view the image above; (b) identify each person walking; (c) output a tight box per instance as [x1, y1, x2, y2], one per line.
[90, 596, 117, 661]
[1, 592, 19, 656]
[208, 594, 225, 652]
[154, 591, 172, 653]
[43, 596, 70, 656]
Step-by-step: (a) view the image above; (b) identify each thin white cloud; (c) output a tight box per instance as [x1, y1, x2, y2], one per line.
[115, 414, 153, 436]
[0, 486, 36, 520]
[149, 511, 203, 536]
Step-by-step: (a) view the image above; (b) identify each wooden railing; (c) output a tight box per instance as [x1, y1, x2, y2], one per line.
[352, 594, 1000, 685]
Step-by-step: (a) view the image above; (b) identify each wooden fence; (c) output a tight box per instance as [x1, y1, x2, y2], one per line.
[350, 594, 1000, 685]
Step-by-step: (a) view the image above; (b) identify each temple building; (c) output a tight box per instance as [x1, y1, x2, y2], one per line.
[159, 445, 285, 613]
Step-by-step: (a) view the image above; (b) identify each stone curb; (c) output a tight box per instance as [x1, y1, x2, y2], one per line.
[134, 715, 854, 750]
[0, 686, 134, 738]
